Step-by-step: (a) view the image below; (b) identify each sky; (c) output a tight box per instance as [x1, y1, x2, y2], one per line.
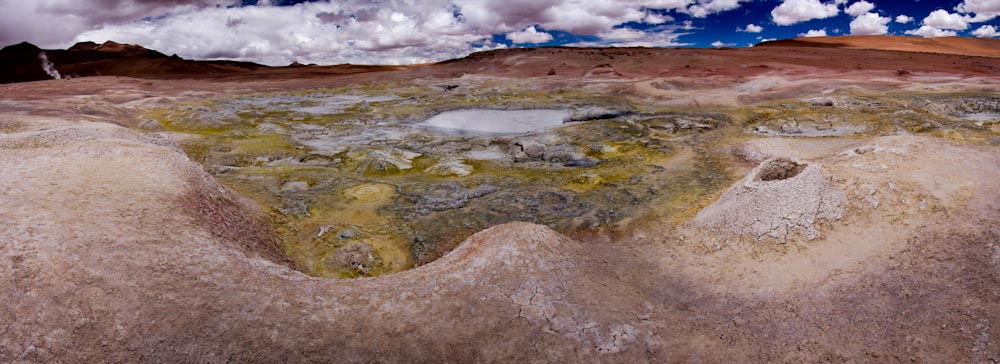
[1, 0, 999, 66]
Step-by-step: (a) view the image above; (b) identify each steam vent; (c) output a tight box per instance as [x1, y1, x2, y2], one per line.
[694, 157, 847, 242]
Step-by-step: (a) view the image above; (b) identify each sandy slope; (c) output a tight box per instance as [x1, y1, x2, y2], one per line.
[760, 35, 1000, 58]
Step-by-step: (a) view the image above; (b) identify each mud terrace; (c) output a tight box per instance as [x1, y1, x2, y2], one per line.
[3, 44, 1000, 363]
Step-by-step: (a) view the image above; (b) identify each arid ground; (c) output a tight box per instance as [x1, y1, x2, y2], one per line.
[2, 37, 1000, 363]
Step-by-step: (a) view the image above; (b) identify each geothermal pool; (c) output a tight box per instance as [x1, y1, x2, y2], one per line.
[959, 113, 1000, 121]
[419, 109, 571, 135]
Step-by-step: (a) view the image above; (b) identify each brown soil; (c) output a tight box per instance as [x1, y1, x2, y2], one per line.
[760, 35, 1000, 58]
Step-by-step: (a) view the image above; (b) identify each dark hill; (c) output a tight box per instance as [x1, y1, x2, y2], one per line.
[0, 41, 265, 84]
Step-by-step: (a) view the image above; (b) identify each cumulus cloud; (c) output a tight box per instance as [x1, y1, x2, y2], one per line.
[972, 24, 1000, 37]
[921, 9, 969, 30]
[739, 23, 763, 33]
[568, 36, 688, 48]
[643, 12, 673, 24]
[710, 40, 735, 47]
[0, 0, 758, 65]
[0, 0, 233, 48]
[59, 1, 649, 65]
[902, 9, 972, 38]
[506, 26, 553, 44]
[850, 12, 890, 35]
[798, 28, 828, 37]
[73, 2, 499, 65]
[569, 26, 691, 47]
[905, 25, 959, 37]
[683, 0, 748, 18]
[956, 0, 1000, 22]
[895, 14, 913, 23]
[845, 1, 874, 17]
[771, 0, 840, 26]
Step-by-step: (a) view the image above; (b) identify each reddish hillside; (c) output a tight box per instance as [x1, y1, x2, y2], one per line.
[0, 41, 418, 84]
[4, 35, 1000, 85]
[0, 41, 267, 84]
[758, 35, 1000, 58]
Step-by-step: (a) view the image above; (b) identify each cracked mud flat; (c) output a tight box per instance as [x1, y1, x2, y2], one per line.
[3, 47, 1000, 363]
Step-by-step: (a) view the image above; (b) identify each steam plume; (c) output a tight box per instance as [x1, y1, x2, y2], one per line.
[38, 52, 62, 80]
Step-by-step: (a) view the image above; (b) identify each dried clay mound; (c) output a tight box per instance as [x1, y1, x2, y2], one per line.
[693, 157, 847, 242]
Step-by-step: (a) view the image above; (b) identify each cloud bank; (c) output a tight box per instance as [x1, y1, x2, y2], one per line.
[0, 0, 750, 66]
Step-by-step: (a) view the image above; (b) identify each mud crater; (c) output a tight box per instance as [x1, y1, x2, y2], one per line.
[755, 158, 807, 181]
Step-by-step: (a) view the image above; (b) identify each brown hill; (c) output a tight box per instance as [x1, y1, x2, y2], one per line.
[0, 41, 266, 84]
[431, 42, 1000, 79]
[0, 41, 417, 84]
[4, 35, 1000, 85]
[758, 35, 1000, 58]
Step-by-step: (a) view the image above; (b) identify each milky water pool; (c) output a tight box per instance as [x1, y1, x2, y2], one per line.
[419, 109, 572, 136]
[959, 113, 1000, 121]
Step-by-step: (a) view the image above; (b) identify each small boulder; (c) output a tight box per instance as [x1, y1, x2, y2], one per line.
[325, 242, 380, 275]
[676, 117, 715, 130]
[352, 148, 421, 174]
[424, 159, 473, 177]
[137, 120, 162, 130]
[280, 181, 310, 192]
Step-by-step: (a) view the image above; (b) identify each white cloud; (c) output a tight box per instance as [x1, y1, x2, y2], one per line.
[0, 0, 234, 48]
[798, 28, 828, 37]
[845, 1, 875, 17]
[739, 23, 763, 32]
[54, 0, 740, 66]
[0, 0, 759, 65]
[850, 12, 890, 35]
[710, 40, 735, 47]
[895, 14, 913, 23]
[597, 27, 648, 40]
[74, 2, 493, 66]
[955, 0, 1000, 22]
[921, 9, 969, 30]
[643, 12, 673, 24]
[771, 0, 840, 25]
[683, 0, 748, 18]
[568, 27, 690, 47]
[505, 26, 553, 44]
[904, 25, 959, 37]
[972, 24, 1000, 37]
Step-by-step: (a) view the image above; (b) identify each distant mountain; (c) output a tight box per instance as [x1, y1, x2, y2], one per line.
[3, 35, 999, 84]
[0, 41, 265, 84]
[757, 35, 1000, 58]
[0, 41, 419, 84]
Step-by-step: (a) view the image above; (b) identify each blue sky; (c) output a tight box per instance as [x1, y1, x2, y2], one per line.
[239, 0, 1000, 49]
[2, 0, 999, 65]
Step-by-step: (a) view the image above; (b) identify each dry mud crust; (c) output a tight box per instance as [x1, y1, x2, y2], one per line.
[693, 157, 846, 242]
[0, 118, 661, 363]
[3, 118, 1000, 364]
[4, 80, 1000, 363]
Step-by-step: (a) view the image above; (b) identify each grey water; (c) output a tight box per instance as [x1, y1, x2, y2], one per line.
[419, 109, 571, 136]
